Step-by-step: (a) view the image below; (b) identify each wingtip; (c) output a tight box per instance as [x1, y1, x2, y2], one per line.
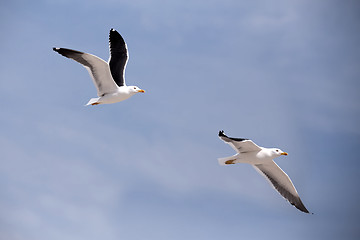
[302, 206, 312, 214]
[109, 28, 120, 41]
[53, 47, 59, 52]
[302, 209, 313, 214]
[302, 208, 310, 214]
[292, 198, 311, 214]
[218, 130, 226, 137]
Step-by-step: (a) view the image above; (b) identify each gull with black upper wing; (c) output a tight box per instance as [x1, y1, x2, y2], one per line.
[53, 29, 144, 106]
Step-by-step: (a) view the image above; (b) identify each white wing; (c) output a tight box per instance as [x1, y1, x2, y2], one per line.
[53, 48, 118, 96]
[253, 161, 310, 213]
[218, 130, 261, 153]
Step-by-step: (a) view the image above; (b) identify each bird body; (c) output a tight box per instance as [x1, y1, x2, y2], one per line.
[219, 147, 285, 165]
[86, 85, 144, 105]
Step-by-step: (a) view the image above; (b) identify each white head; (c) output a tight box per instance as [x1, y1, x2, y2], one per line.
[270, 148, 288, 158]
[128, 86, 145, 94]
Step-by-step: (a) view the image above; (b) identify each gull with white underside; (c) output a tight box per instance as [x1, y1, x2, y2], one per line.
[218, 130, 310, 213]
[53, 29, 144, 106]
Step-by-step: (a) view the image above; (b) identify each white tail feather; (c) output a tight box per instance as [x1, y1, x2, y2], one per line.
[85, 98, 100, 106]
[218, 155, 238, 165]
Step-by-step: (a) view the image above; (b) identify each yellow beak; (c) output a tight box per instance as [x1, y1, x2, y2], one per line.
[281, 152, 288, 156]
[138, 89, 145, 93]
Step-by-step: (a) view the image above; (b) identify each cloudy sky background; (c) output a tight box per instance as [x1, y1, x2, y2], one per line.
[1, 0, 359, 239]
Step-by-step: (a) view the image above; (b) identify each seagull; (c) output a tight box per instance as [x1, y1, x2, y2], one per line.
[218, 130, 310, 213]
[53, 29, 145, 106]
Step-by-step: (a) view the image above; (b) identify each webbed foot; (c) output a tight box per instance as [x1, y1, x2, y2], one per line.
[225, 160, 236, 165]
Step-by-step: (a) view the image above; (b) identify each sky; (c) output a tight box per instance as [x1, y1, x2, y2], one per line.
[1, 0, 360, 239]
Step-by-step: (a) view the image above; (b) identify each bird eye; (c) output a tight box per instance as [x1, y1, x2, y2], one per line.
[276, 150, 279, 152]
[134, 87, 136, 89]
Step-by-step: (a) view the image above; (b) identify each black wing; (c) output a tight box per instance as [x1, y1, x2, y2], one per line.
[108, 29, 128, 87]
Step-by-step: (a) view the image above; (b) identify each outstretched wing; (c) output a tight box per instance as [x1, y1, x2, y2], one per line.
[108, 29, 128, 87]
[254, 161, 310, 213]
[53, 47, 118, 96]
[218, 130, 262, 153]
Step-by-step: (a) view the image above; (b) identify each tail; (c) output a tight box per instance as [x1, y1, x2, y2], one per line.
[218, 155, 238, 165]
[85, 98, 100, 106]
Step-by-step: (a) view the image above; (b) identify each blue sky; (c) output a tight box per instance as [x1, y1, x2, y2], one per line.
[1, 0, 359, 239]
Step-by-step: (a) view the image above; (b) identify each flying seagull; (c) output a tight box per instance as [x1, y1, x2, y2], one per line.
[53, 29, 144, 106]
[218, 130, 310, 213]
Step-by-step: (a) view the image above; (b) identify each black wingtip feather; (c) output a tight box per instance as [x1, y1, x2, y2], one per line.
[52, 47, 85, 57]
[109, 28, 122, 39]
[290, 198, 310, 213]
[219, 130, 225, 137]
[218, 130, 248, 142]
[109, 29, 126, 52]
